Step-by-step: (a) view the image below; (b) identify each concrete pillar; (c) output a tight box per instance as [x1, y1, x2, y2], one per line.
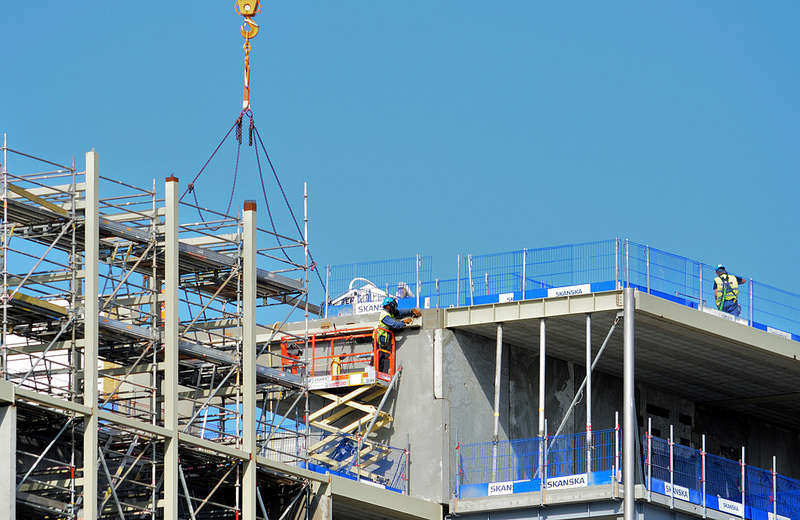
[164, 175, 180, 519]
[82, 150, 99, 519]
[0, 403, 16, 519]
[623, 288, 635, 520]
[242, 201, 258, 519]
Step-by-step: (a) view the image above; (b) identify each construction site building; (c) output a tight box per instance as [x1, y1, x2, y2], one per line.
[1, 143, 799, 520]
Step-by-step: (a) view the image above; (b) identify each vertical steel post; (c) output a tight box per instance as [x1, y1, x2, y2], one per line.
[741, 447, 746, 519]
[242, 201, 258, 519]
[1, 133, 7, 379]
[699, 262, 704, 311]
[416, 254, 421, 309]
[585, 313, 592, 477]
[163, 175, 180, 520]
[522, 248, 527, 296]
[324, 265, 330, 318]
[623, 287, 635, 520]
[749, 279, 754, 326]
[491, 323, 503, 481]
[435, 278, 440, 309]
[456, 254, 461, 307]
[538, 318, 546, 477]
[772, 455, 777, 520]
[615, 411, 620, 496]
[83, 150, 99, 520]
[702, 434, 707, 516]
[468, 254, 474, 306]
[485, 272, 489, 296]
[647, 417, 652, 501]
[646, 245, 650, 294]
[625, 239, 629, 287]
[615, 238, 620, 289]
[670, 424, 674, 509]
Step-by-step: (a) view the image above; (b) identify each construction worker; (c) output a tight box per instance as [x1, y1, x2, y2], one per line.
[373, 297, 421, 373]
[713, 264, 746, 316]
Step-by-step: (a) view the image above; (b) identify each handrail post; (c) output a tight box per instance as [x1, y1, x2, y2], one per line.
[522, 248, 527, 296]
[416, 254, 421, 309]
[749, 278, 754, 326]
[670, 424, 674, 509]
[702, 434, 707, 517]
[615, 411, 620, 490]
[772, 455, 777, 520]
[435, 278, 440, 309]
[646, 245, 650, 294]
[741, 447, 746, 519]
[456, 254, 461, 307]
[699, 262, 704, 311]
[647, 417, 652, 501]
[324, 264, 330, 318]
[468, 254, 474, 306]
[615, 238, 620, 289]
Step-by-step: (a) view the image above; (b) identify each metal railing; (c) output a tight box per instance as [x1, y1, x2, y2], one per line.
[324, 239, 799, 341]
[644, 430, 800, 519]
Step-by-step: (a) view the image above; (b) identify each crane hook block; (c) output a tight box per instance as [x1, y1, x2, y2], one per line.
[240, 18, 259, 39]
[236, 0, 260, 18]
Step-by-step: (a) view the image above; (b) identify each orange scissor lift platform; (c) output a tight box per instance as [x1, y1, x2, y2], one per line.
[280, 327, 399, 480]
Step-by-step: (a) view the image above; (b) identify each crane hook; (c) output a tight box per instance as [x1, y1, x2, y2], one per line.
[240, 18, 259, 40]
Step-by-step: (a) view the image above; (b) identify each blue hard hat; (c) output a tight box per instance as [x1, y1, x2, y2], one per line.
[382, 297, 396, 308]
[716, 264, 725, 271]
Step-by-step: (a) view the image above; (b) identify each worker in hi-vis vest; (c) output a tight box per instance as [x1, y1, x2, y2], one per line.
[713, 264, 746, 316]
[373, 297, 421, 373]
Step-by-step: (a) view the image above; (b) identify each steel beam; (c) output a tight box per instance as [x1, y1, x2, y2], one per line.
[83, 149, 99, 519]
[164, 175, 179, 519]
[623, 287, 635, 520]
[242, 200, 258, 519]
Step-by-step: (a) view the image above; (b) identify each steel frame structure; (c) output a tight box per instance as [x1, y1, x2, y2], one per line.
[0, 140, 319, 519]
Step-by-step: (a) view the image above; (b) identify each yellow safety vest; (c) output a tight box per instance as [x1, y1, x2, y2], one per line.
[373, 310, 393, 346]
[714, 273, 739, 307]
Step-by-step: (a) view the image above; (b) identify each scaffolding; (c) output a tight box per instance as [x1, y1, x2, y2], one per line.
[0, 138, 320, 519]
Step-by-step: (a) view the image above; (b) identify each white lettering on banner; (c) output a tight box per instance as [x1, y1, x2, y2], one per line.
[717, 497, 744, 516]
[488, 481, 515, 496]
[545, 473, 588, 490]
[547, 284, 591, 298]
[354, 301, 383, 315]
[767, 326, 792, 340]
[768, 512, 790, 520]
[361, 480, 386, 490]
[499, 292, 515, 303]
[664, 482, 690, 501]
[701, 306, 749, 326]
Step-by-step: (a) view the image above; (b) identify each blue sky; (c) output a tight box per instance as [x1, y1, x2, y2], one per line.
[2, 2, 798, 294]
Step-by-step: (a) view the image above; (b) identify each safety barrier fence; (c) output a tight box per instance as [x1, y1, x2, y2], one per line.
[301, 430, 408, 494]
[645, 431, 800, 520]
[324, 239, 799, 342]
[456, 428, 619, 499]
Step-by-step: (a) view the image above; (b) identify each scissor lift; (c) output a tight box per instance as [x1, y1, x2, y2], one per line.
[279, 327, 400, 482]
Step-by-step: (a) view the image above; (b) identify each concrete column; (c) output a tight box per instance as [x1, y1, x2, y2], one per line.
[0, 403, 16, 519]
[491, 323, 503, 480]
[83, 150, 99, 519]
[242, 201, 258, 519]
[623, 288, 635, 520]
[586, 313, 592, 476]
[164, 176, 180, 519]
